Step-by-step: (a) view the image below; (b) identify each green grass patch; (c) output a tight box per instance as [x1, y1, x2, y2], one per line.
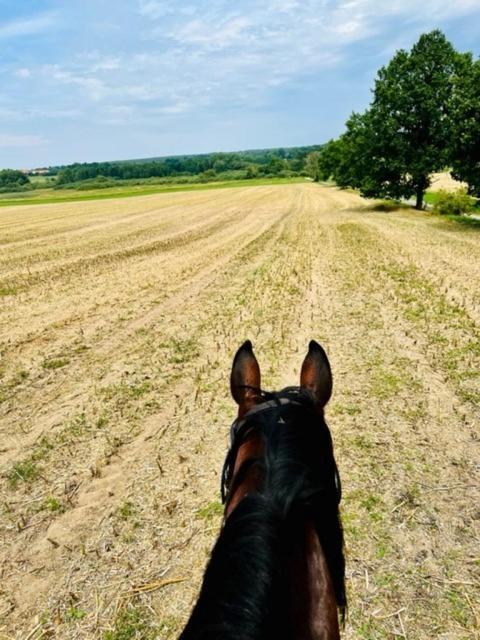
[43, 496, 65, 513]
[448, 589, 472, 627]
[7, 459, 41, 487]
[100, 380, 152, 402]
[42, 357, 70, 370]
[104, 606, 156, 640]
[331, 402, 361, 416]
[196, 500, 223, 521]
[424, 191, 442, 206]
[167, 337, 200, 364]
[65, 607, 87, 622]
[117, 501, 137, 520]
[7, 435, 54, 487]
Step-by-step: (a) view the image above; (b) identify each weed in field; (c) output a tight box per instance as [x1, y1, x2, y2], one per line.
[100, 380, 152, 402]
[7, 459, 40, 487]
[128, 381, 152, 398]
[196, 500, 223, 521]
[167, 337, 200, 364]
[43, 496, 65, 513]
[360, 493, 385, 522]
[42, 356, 70, 370]
[65, 606, 87, 621]
[351, 434, 374, 451]
[159, 616, 178, 638]
[331, 402, 361, 416]
[0, 369, 30, 404]
[7, 435, 55, 487]
[448, 589, 472, 628]
[356, 621, 388, 639]
[118, 501, 137, 520]
[0, 284, 17, 296]
[103, 606, 156, 640]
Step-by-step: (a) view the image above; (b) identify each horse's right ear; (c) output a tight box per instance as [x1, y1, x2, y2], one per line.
[230, 340, 261, 410]
[300, 340, 332, 408]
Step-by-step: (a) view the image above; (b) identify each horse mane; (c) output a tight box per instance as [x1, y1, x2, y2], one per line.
[180, 387, 346, 639]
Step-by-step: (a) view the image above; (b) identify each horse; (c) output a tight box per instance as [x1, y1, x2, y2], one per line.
[180, 340, 346, 639]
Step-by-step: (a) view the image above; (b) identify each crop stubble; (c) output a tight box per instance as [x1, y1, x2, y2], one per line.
[0, 184, 478, 639]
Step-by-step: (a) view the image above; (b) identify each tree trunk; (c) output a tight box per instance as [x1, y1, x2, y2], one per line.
[415, 187, 424, 210]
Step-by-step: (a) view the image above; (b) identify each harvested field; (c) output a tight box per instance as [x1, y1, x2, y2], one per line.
[0, 183, 479, 639]
[428, 172, 468, 193]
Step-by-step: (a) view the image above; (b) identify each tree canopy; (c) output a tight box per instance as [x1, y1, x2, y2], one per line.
[449, 57, 480, 196]
[318, 30, 478, 210]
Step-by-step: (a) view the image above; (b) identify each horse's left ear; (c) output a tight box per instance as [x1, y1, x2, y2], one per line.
[300, 340, 332, 408]
[230, 340, 261, 412]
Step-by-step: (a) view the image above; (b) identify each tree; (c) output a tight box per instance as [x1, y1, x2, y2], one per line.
[333, 31, 461, 209]
[316, 139, 343, 181]
[0, 169, 31, 192]
[0, 169, 29, 187]
[305, 151, 321, 181]
[449, 56, 480, 196]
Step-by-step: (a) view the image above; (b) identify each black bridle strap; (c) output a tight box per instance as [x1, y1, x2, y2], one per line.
[221, 389, 342, 507]
[221, 392, 309, 504]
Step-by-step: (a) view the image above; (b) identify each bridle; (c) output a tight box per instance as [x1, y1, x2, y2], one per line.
[220, 387, 342, 506]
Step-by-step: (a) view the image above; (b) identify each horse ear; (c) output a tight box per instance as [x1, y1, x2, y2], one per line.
[300, 340, 332, 408]
[230, 340, 261, 408]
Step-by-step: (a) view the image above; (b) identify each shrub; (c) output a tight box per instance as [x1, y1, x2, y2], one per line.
[433, 188, 475, 216]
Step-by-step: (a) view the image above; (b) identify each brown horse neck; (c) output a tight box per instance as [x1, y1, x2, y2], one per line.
[289, 521, 340, 640]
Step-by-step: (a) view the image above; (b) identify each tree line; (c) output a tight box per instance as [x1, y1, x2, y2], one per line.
[52, 146, 320, 186]
[306, 31, 480, 209]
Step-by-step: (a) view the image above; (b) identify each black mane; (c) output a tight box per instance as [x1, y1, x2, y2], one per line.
[180, 387, 345, 639]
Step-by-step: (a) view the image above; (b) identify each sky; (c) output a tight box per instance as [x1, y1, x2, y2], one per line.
[1, 1, 479, 169]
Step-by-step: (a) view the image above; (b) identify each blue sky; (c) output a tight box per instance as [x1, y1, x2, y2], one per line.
[1, 0, 479, 169]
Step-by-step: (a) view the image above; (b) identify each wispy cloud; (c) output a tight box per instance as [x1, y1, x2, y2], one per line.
[9, 0, 479, 128]
[0, 12, 57, 39]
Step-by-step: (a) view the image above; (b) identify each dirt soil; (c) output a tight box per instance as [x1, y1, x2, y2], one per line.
[0, 183, 479, 639]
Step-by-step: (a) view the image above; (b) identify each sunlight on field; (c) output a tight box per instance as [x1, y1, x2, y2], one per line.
[0, 183, 479, 639]
[428, 172, 468, 193]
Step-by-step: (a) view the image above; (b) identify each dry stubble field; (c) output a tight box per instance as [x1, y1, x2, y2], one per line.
[0, 183, 479, 639]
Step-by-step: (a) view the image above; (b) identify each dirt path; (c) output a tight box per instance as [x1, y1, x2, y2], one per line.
[0, 184, 478, 639]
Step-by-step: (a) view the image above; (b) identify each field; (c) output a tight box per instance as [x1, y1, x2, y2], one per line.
[0, 183, 479, 639]
[0, 177, 305, 208]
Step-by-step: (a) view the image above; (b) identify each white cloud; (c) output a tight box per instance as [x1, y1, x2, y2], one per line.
[43, 65, 107, 101]
[172, 16, 252, 49]
[0, 134, 46, 147]
[138, 0, 177, 19]
[15, 68, 32, 78]
[0, 13, 56, 39]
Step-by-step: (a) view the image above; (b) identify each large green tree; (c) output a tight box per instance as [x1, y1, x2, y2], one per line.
[334, 31, 461, 209]
[449, 56, 480, 196]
